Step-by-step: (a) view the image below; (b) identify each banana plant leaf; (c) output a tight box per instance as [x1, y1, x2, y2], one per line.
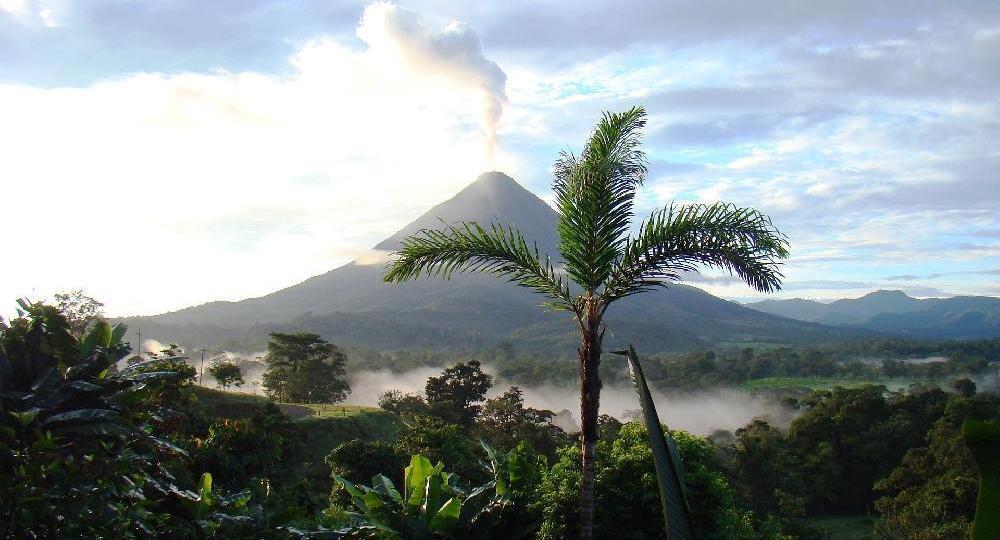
[613, 345, 697, 540]
[963, 419, 1000, 540]
[80, 321, 112, 355]
[404, 455, 437, 513]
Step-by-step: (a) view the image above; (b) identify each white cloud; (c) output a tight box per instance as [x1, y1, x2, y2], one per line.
[357, 2, 507, 157]
[37, 6, 54, 27]
[0, 0, 26, 14]
[974, 26, 1000, 41]
[0, 0, 55, 26]
[0, 4, 515, 317]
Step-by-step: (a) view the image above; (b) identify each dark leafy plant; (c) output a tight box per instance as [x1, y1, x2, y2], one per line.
[477, 386, 566, 458]
[332, 454, 465, 538]
[327, 439, 408, 490]
[465, 440, 546, 540]
[394, 414, 483, 484]
[425, 360, 492, 427]
[208, 360, 245, 389]
[262, 332, 351, 404]
[0, 300, 252, 538]
[378, 390, 430, 417]
[330, 443, 542, 540]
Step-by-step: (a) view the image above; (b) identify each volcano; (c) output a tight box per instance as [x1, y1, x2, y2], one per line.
[119, 172, 867, 354]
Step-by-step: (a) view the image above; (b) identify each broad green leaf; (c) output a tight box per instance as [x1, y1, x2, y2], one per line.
[228, 491, 252, 510]
[12, 409, 40, 427]
[440, 471, 459, 494]
[372, 474, 402, 504]
[198, 472, 214, 506]
[68, 381, 103, 392]
[80, 321, 112, 354]
[481, 438, 499, 465]
[94, 320, 112, 348]
[404, 455, 434, 512]
[54, 423, 128, 437]
[507, 441, 536, 491]
[110, 323, 128, 347]
[614, 345, 696, 540]
[423, 473, 444, 523]
[429, 497, 462, 532]
[964, 419, 1000, 540]
[332, 473, 365, 500]
[362, 491, 385, 512]
[481, 440, 507, 496]
[44, 408, 120, 426]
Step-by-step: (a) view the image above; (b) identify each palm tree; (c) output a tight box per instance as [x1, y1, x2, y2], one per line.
[384, 106, 789, 539]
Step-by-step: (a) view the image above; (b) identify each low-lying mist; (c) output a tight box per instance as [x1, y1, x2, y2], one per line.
[176, 348, 996, 437]
[342, 366, 798, 435]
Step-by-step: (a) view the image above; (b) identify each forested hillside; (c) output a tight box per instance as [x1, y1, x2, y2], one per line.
[4, 301, 997, 538]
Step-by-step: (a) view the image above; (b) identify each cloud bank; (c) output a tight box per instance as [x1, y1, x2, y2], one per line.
[343, 367, 796, 435]
[0, 3, 513, 317]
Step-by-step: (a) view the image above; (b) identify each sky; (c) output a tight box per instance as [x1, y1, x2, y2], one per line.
[1, 0, 998, 317]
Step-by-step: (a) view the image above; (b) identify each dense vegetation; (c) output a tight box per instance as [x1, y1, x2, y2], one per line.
[2, 300, 997, 538]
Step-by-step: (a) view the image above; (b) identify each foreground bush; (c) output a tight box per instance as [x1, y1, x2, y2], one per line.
[0, 301, 253, 538]
[533, 423, 787, 540]
[328, 442, 543, 539]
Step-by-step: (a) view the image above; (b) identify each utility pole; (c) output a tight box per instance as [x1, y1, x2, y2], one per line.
[199, 348, 208, 386]
[136, 328, 142, 361]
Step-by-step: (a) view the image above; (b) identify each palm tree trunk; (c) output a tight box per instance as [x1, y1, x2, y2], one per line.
[579, 308, 603, 540]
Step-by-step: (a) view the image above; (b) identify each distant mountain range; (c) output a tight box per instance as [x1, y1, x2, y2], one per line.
[747, 290, 1000, 339]
[117, 172, 901, 355]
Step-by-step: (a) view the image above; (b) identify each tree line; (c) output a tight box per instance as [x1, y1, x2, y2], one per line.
[3, 299, 998, 538]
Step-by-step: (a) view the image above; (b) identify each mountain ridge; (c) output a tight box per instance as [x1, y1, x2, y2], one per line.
[117, 172, 875, 354]
[748, 290, 999, 338]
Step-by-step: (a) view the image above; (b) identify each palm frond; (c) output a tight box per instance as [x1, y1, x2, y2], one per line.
[553, 106, 648, 293]
[603, 202, 789, 302]
[613, 345, 697, 540]
[384, 221, 576, 312]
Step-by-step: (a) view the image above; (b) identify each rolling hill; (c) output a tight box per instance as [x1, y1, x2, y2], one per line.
[117, 172, 870, 355]
[748, 290, 1000, 338]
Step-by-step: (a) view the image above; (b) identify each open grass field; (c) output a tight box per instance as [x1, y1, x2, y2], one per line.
[191, 386, 379, 419]
[299, 403, 379, 418]
[742, 376, 917, 391]
[193, 386, 271, 418]
[192, 386, 398, 469]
